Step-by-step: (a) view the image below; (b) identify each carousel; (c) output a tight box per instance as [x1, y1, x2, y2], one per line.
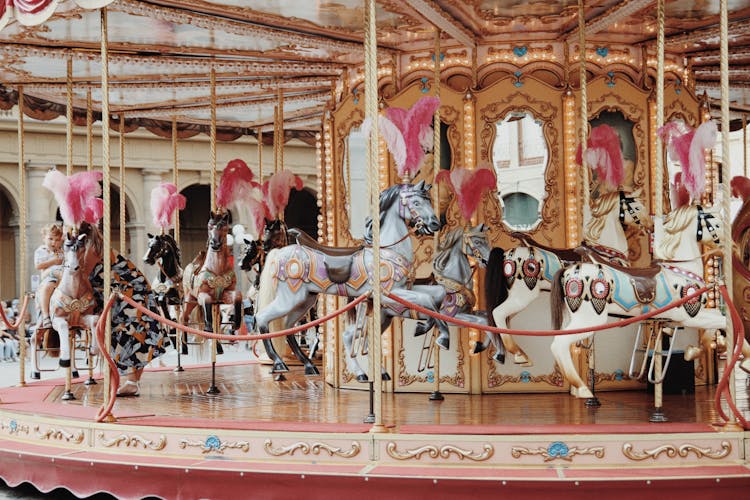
[0, 0, 749, 498]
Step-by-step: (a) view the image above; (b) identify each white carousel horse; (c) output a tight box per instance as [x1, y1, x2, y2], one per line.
[47, 232, 99, 370]
[482, 190, 650, 365]
[255, 181, 442, 375]
[342, 224, 492, 381]
[549, 203, 737, 398]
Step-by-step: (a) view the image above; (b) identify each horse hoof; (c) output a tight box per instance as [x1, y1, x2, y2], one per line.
[274, 373, 287, 382]
[435, 336, 449, 351]
[30, 371, 40, 380]
[472, 341, 487, 354]
[304, 365, 320, 376]
[492, 351, 506, 364]
[216, 343, 224, 355]
[684, 345, 703, 362]
[413, 323, 428, 337]
[356, 374, 369, 382]
[381, 372, 391, 381]
[513, 353, 532, 366]
[71, 371, 79, 379]
[272, 362, 289, 373]
[59, 359, 70, 368]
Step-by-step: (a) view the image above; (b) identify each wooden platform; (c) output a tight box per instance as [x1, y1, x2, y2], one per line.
[0, 360, 748, 499]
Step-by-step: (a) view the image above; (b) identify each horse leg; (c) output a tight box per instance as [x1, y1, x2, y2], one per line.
[342, 323, 368, 381]
[414, 317, 435, 337]
[180, 302, 197, 355]
[283, 297, 319, 375]
[200, 300, 223, 355]
[489, 286, 535, 365]
[51, 316, 71, 368]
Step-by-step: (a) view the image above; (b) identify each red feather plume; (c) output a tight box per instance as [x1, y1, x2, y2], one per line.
[436, 167, 496, 221]
[151, 182, 186, 231]
[263, 169, 303, 220]
[216, 159, 259, 210]
[575, 124, 625, 190]
[383, 96, 440, 180]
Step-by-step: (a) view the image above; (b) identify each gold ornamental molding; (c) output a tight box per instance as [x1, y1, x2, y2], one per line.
[179, 435, 249, 454]
[263, 439, 361, 458]
[386, 442, 494, 461]
[34, 426, 84, 444]
[97, 432, 167, 451]
[511, 442, 605, 462]
[622, 441, 732, 461]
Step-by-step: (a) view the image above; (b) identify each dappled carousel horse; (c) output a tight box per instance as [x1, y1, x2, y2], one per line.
[181, 211, 243, 349]
[482, 190, 650, 365]
[550, 203, 730, 398]
[342, 224, 492, 381]
[143, 233, 183, 349]
[45, 231, 99, 370]
[255, 181, 441, 375]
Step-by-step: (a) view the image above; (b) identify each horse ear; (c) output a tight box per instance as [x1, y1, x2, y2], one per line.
[147, 232, 154, 239]
[77, 234, 87, 243]
[478, 223, 488, 233]
[243, 237, 252, 245]
[414, 179, 425, 191]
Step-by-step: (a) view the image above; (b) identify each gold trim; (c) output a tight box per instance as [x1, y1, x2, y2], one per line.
[386, 442, 494, 461]
[34, 426, 84, 444]
[97, 432, 167, 451]
[179, 437, 250, 454]
[264, 439, 361, 458]
[622, 441, 732, 461]
[511, 444, 605, 462]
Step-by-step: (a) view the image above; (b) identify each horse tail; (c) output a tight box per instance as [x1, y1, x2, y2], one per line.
[550, 268, 566, 330]
[484, 247, 507, 327]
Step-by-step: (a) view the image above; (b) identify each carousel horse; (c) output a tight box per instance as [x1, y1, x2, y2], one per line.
[143, 232, 183, 350]
[255, 181, 441, 375]
[482, 190, 650, 365]
[342, 224, 492, 381]
[181, 211, 243, 351]
[48, 231, 99, 369]
[725, 176, 750, 369]
[550, 203, 729, 398]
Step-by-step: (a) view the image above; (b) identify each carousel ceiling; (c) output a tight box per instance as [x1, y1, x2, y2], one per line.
[0, 0, 749, 140]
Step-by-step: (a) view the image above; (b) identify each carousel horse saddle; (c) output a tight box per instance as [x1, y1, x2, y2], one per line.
[584, 253, 662, 304]
[289, 228, 364, 257]
[510, 232, 581, 264]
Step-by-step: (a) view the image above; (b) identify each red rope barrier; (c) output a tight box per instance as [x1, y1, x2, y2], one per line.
[94, 292, 120, 423]
[384, 286, 710, 336]
[714, 285, 749, 429]
[0, 294, 32, 331]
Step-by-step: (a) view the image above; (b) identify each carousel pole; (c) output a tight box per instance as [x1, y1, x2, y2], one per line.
[257, 128, 263, 183]
[100, 7, 114, 415]
[207, 65, 220, 395]
[364, 0, 385, 432]
[577, 0, 599, 408]
[430, 28, 444, 402]
[66, 55, 74, 177]
[87, 88, 93, 171]
[743, 114, 747, 178]
[119, 116, 126, 255]
[172, 116, 184, 373]
[719, 0, 738, 424]
[277, 88, 284, 176]
[650, 0, 667, 423]
[17, 86, 27, 388]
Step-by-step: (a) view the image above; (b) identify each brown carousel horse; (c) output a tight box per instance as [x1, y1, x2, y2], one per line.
[181, 211, 243, 350]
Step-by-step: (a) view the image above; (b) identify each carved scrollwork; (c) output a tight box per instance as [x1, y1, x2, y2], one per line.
[179, 435, 249, 454]
[264, 439, 361, 458]
[386, 442, 494, 461]
[622, 441, 732, 461]
[1, 419, 29, 435]
[511, 442, 604, 462]
[34, 426, 84, 444]
[97, 432, 167, 451]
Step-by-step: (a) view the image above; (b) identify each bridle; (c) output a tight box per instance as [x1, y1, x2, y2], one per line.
[398, 185, 430, 232]
[619, 191, 645, 228]
[463, 230, 489, 266]
[696, 205, 721, 245]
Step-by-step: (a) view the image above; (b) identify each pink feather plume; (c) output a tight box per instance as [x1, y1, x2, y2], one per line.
[576, 124, 625, 190]
[151, 183, 186, 230]
[43, 169, 103, 227]
[383, 96, 440, 180]
[263, 169, 303, 220]
[731, 176, 750, 202]
[216, 159, 259, 210]
[658, 120, 716, 199]
[436, 167, 497, 221]
[377, 116, 407, 172]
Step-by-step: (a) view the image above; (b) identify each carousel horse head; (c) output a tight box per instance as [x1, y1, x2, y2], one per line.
[462, 223, 492, 267]
[263, 219, 289, 254]
[397, 180, 441, 235]
[617, 189, 652, 230]
[207, 211, 231, 252]
[61, 231, 88, 273]
[143, 232, 181, 267]
[240, 238, 262, 272]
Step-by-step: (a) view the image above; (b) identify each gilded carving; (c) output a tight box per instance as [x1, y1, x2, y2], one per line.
[622, 441, 732, 461]
[486, 352, 565, 388]
[0, 419, 29, 435]
[264, 439, 361, 458]
[179, 435, 249, 454]
[386, 442, 494, 461]
[34, 426, 84, 444]
[511, 442, 605, 462]
[97, 432, 167, 451]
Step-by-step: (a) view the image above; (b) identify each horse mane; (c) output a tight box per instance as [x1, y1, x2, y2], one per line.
[78, 221, 103, 256]
[433, 228, 463, 275]
[363, 184, 402, 245]
[163, 233, 181, 265]
[584, 191, 619, 242]
[656, 204, 696, 260]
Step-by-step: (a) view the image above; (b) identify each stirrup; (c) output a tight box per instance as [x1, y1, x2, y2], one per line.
[116, 380, 140, 397]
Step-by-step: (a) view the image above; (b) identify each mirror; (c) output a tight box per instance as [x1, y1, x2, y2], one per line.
[589, 110, 636, 198]
[345, 126, 368, 239]
[492, 111, 548, 230]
